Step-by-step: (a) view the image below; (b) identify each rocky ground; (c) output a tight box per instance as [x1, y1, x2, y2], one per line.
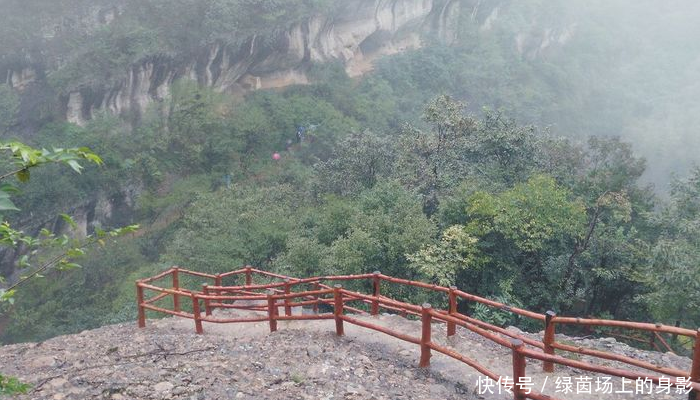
[0, 317, 465, 400]
[0, 306, 695, 400]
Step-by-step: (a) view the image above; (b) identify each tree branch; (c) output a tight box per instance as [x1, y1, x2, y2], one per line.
[4, 252, 67, 293]
[559, 191, 609, 291]
[0, 168, 25, 182]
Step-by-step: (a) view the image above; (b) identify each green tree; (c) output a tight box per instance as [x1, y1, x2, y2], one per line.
[408, 225, 482, 287]
[0, 85, 19, 134]
[415, 175, 587, 314]
[395, 95, 477, 214]
[556, 137, 654, 316]
[645, 168, 700, 330]
[313, 130, 394, 195]
[0, 140, 137, 394]
[165, 183, 304, 272]
[165, 81, 227, 172]
[325, 181, 436, 278]
[470, 111, 542, 185]
[272, 181, 436, 297]
[0, 141, 138, 303]
[466, 175, 586, 253]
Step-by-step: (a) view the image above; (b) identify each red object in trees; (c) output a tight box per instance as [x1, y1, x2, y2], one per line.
[272, 153, 281, 160]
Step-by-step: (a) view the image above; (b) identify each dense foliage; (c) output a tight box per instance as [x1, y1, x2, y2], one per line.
[4, 85, 698, 344]
[0, 140, 139, 394]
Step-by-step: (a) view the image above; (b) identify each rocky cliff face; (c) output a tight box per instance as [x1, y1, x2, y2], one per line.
[2, 0, 579, 127]
[60, 0, 463, 125]
[3, 0, 472, 126]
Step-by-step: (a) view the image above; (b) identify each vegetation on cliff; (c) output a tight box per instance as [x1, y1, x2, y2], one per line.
[0, 0, 699, 350]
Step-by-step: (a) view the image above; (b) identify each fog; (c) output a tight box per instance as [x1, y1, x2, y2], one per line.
[1, 0, 699, 188]
[567, 0, 700, 187]
[465, 0, 700, 189]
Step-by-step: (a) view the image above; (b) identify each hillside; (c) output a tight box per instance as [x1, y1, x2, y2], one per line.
[0, 308, 693, 399]
[2, 0, 465, 126]
[1, 0, 700, 363]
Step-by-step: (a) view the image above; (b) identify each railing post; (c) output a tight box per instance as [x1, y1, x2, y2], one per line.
[690, 329, 700, 400]
[333, 285, 344, 336]
[136, 282, 146, 328]
[583, 315, 593, 336]
[191, 294, 203, 334]
[511, 339, 527, 400]
[447, 286, 457, 337]
[420, 303, 433, 368]
[312, 281, 320, 314]
[371, 271, 381, 316]
[214, 274, 222, 307]
[202, 284, 212, 316]
[543, 310, 556, 372]
[172, 267, 180, 313]
[267, 291, 278, 332]
[245, 266, 252, 286]
[284, 279, 292, 316]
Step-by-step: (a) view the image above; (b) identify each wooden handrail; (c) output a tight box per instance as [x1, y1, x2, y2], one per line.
[519, 346, 700, 392]
[553, 316, 698, 338]
[136, 267, 700, 400]
[218, 267, 249, 278]
[139, 267, 175, 283]
[176, 268, 219, 280]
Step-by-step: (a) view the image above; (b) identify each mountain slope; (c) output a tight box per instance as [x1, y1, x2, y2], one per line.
[0, 308, 692, 399]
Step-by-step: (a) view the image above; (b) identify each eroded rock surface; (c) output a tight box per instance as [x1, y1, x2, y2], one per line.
[0, 318, 463, 400]
[0, 309, 694, 400]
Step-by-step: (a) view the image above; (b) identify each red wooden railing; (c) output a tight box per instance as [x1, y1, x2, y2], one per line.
[136, 266, 700, 400]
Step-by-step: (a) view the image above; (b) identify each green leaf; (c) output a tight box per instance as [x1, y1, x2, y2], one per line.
[60, 214, 78, 229]
[66, 248, 86, 257]
[66, 159, 83, 174]
[0, 289, 16, 303]
[57, 235, 69, 246]
[0, 197, 19, 211]
[0, 183, 19, 194]
[83, 153, 104, 165]
[16, 169, 30, 183]
[58, 262, 82, 271]
[110, 224, 140, 236]
[18, 255, 30, 268]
